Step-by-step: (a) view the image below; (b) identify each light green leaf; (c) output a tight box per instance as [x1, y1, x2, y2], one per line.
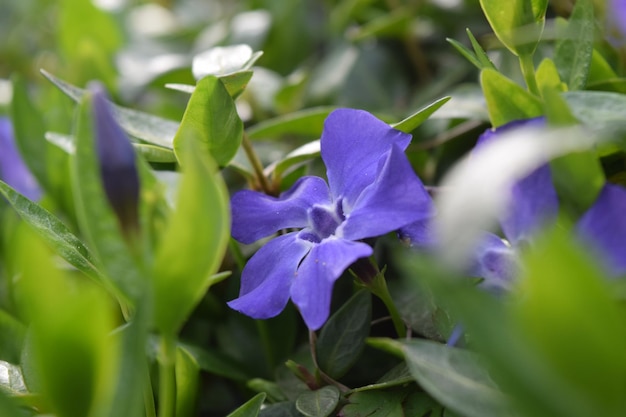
[480, 69, 543, 127]
[392, 97, 451, 133]
[563, 90, 626, 129]
[152, 139, 230, 334]
[0, 311, 26, 365]
[176, 346, 200, 417]
[295, 386, 340, 417]
[265, 140, 320, 182]
[173, 75, 243, 166]
[536, 58, 567, 94]
[554, 0, 594, 91]
[134, 144, 177, 163]
[167, 70, 254, 100]
[226, 393, 266, 417]
[446, 37, 483, 69]
[247, 107, 335, 141]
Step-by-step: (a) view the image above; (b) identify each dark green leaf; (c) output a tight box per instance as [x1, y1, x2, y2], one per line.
[554, 0, 594, 91]
[0, 310, 26, 364]
[0, 181, 103, 283]
[180, 343, 251, 382]
[392, 97, 451, 133]
[173, 75, 243, 166]
[341, 386, 423, 417]
[247, 107, 335, 141]
[349, 363, 413, 393]
[316, 290, 371, 379]
[258, 401, 302, 417]
[295, 386, 340, 417]
[248, 379, 288, 403]
[226, 393, 267, 417]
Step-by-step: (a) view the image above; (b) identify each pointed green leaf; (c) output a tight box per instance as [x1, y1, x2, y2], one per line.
[480, 69, 543, 127]
[173, 75, 243, 166]
[554, 0, 594, 91]
[226, 393, 267, 417]
[295, 386, 340, 417]
[73, 92, 146, 302]
[392, 97, 451, 133]
[316, 290, 371, 379]
[152, 139, 230, 334]
[167, 70, 254, 100]
[0, 181, 102, 283]
[467, 28, 496, 70]
[247, 107, 335, 140]
[536, 58, 567, 94]
[446, 38, 483, 69]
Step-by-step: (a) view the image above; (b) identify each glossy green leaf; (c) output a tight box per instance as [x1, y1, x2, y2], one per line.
[0, 181, 102, 283]
[480, 69, 543, 127]
[536, 59, 567, 94]
[247, 107, 335, 140]
[554, 0, 594, 91]
[316, 290, 371, 379]
[226, 393, 266, 417]
[295, 386, 340, 417]
[479, 0, 547, 56]
[0, 310, 26, 365]
[377, 339, 514, 417]
[176, 346, 200, 417]
[73, 92, 146, 302]
[563, 91, 626, 129]
[41, 70, 178, 149]
[392, 97, 451, 133]
[173, 75, 243, 166]
[14, 228, 117, 417]
[152, 139, 230, 334]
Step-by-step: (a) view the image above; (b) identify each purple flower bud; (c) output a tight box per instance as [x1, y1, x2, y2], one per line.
[0, 117, 42, 201]
[89, 82, 140, 234]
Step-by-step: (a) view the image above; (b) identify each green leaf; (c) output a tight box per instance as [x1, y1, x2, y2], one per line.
[467, 28, 496, 70]
[173, 75, 243, 166]
[316, 290, 372, 379]
[180, 343, 251, 382]
[73, 92, 146, 302]
[176, 346, 200, 417]
[392, 97, 451, 133]
[348, 8, 411, 41]
[152, 139, 230, 334]
[0, 310, 26, 365]
[265, 140, 320, 182]
[247, 379, 288, 403]
[295, 386, 340, 417]
[347, 363, 413, 393]
[247, 107, 335, 140]
[0, 386, 28, 417]
[226, 393, 267, 417]
[563, 91, 626, 129]
[480, 69, 543, 127]
[167, 70, 254, 100]
[446, 38, 483, 70]
[0, 181, 103, 283]
[479, 0, 548, 56]
[536, 58, 567, 94]
[41, 70, 179, 149]
[134, 144, 177, 163]
[379, 339, 514, 417]
[554, 0, 594, 91]
[342, 386, 436, 417]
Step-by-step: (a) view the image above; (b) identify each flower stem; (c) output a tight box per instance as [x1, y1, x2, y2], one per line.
[157, 335, 177, 417]
[519, 53, 540, 96]
[241, 132, 273, 195]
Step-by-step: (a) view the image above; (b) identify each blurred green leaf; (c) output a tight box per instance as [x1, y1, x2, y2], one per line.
[0, 310, 25, 364]
[226, 393, 266, 417]
[152, 139, 230, 334]
[446, 38, 483, 70]
[247, 379, 288, 403]
[0, 385, 27, 417]
[180, 343, 251, 382]
[349, 363, 413, 393]
[295, 386, 340, 417]
[266, 140, 320, 182]
[342, 386, 440, 417]
[176, 346, 200, 417]
[554, 0, 594, 91]
[479, 0, 547, 56]
[247, 107, 335, 141]
[316, 290, 371, 379]
[373, 339, 514, 417]
[173, 75, 243, 166]
[0, 181, 103, 283]
[349, 8, 411, 41]
[73, 92, 146, 302]
[41, 70, 178, 149]
[134, 144, 177, 163]
[536, 59, 567, 94]
[563, 91, 626, 129]
[467, 29, 496, 70]
[167, 70, 254, 100]
[392, 97, 451, 133]
[480, 69, 543, 126]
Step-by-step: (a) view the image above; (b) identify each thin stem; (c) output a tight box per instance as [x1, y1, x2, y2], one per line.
[368, 274, 407, 339]
[308, 331, 350, 392]
[241, 133, 273, 195]
[519, 53, 540, 96]
[157, 335, 177, 417]
[144, 367, 157, 417]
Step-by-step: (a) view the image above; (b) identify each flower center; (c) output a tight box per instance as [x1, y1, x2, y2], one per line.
[308, 202, 346, 241]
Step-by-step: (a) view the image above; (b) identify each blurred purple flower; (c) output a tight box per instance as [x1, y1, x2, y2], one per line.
[228, 109, 432, 329]
[610, 0, 626, 38]
[0, 117, 42, 201]
[89, 82, 140, 234]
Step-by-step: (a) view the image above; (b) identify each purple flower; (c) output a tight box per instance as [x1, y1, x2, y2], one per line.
[89, 82, 140, 234]
[228, 109, 433, 329]
[0, 117, 42, 201]
[610, 0, 626, 38]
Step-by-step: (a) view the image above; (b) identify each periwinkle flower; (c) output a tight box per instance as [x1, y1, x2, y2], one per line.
[89, 82, 140, 234]
[228, 109, 432, 330]
[610, 0, 626, 38]
[0, 117, 42, 201]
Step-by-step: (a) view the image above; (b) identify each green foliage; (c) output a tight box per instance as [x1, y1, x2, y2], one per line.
[480, 69, 543, 126]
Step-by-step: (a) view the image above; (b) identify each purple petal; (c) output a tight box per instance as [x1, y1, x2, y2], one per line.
[228, 233, 312, 319]
[398, 216, 438, 249]
[0, 118, 42, 201]
[322, 109, 411, 207]
[291, 237, 372, 330]
[610, 0, 626, 37]
[576, 184, 626, 276]
[340, 144, 434, 240]
[476, 118, 558, 245]
[90, 82, 140, 232]
[231, 176, 331, 244]
[468, 233, 519, 292]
